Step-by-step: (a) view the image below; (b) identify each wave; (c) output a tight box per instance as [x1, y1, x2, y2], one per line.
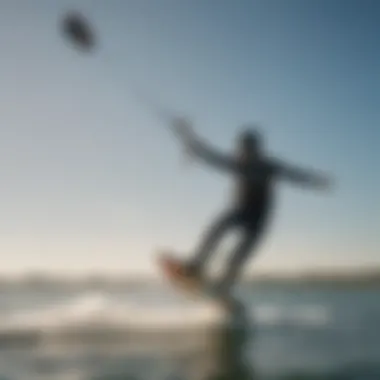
[1, 291, 229, 329]
[252, 303, 331, 327]
[0, 291, 332, 348]
[0, 291, 231, 348]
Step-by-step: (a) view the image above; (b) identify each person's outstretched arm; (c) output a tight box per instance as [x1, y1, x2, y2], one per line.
[273, 159, 333, 191]
[170, 117, 240, 173]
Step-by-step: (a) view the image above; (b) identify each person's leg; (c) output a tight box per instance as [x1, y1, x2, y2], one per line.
[216, 218, 265, 295]
[185, 210, 239, 276]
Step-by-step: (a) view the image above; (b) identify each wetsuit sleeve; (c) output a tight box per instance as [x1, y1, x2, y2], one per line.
[188, 139, 240, 173]
[170, 117, 244, 174]
[272, 159, 331, 190]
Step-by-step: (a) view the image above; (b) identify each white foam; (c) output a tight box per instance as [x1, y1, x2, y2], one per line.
[0, 291, 332, 349]
[0, 291, 229, 335]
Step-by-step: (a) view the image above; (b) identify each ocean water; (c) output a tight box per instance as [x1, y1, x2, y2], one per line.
[0, 282, 380, 380]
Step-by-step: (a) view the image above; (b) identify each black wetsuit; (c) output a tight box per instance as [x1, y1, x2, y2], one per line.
[186, 138, 281, 292]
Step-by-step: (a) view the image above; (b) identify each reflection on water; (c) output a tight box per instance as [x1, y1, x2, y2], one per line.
[173, 303, 256, 380]
[0, 298, 256, 380]
[205, 306, 255, 380]
[88, 303, 256, 380]
[2, 286, 380, 379]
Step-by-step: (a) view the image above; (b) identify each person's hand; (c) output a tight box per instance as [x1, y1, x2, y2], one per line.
[312, 173, 334, 192]
[169, 116, 199, 166]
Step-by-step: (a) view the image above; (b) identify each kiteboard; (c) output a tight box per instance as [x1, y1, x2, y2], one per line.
[157, 252, 241, 312]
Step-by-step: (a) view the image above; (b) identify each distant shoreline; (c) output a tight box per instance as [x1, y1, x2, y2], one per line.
[1, 269, 380, 288]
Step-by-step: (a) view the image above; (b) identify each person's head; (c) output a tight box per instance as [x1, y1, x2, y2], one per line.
[236, 125, 263, 160]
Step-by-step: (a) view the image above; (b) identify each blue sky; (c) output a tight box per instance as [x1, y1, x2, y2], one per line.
[0, 0, 378, 275]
